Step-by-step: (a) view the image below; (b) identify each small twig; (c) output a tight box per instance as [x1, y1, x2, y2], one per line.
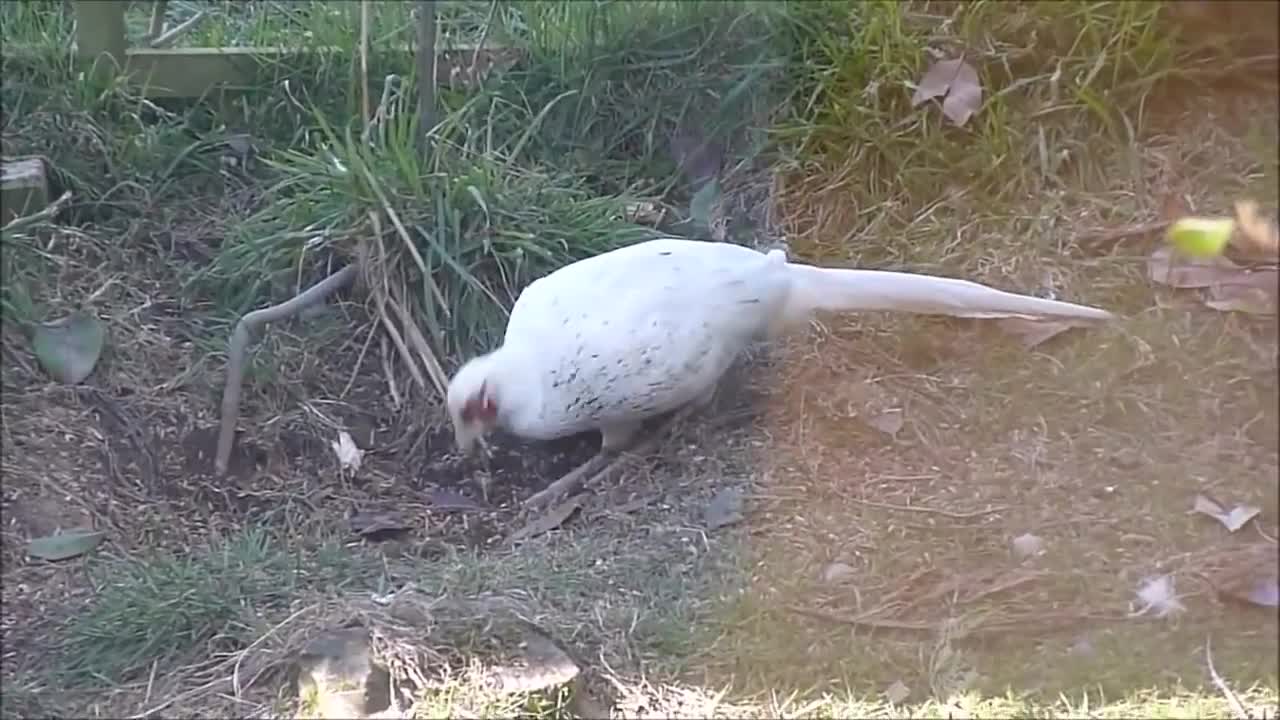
[375, 293, 426, 394]
[356, 161, 451, 317]
[367, 218, 429, 395]
[232, 604, 316, 699]
[388, 276, 449, 397]
[2, 190, 72, 233]
[847, 496, 1008, 520]
[1205, 636, 1250, 720]
[469, 0, 500, 80]
[359, 0, 371, 132]
[150, 10, 206, 48]
[215, 265, 358, 475]
[1256, 522, 1277, 545]
[340, 321, 379, 399]
[379, 335, 402, 409]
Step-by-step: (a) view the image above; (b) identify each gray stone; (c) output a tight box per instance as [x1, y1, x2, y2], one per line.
[295, 627, 391, 719]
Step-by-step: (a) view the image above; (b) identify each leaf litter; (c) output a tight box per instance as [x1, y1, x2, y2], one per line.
[508, 494, 585, 544]
[31, 311, 105, 384]
[1192, 494, 1261, 533]
[1147, 200, 1279, 316]
[704, 486, 745, 530]
[911, 56, 983, 127]
[864, 410, 904, 437]
[820, 562, 857, 584]
[331, 430, 364, 473]
[27, 529, 106, 561]
[1201, 543, 1279, 609]
[884, 680, 911, 705]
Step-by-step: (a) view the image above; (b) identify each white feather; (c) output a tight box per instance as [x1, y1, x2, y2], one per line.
[447, 238, 1115, 448]
[1130, 574, 1185, 618]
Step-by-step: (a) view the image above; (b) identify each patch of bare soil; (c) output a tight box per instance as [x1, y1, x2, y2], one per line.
[0, 171, 787, 718]
[0, 197, 646, 714]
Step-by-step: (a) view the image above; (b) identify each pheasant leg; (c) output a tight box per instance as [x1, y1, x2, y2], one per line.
[522, 402, 704, 511]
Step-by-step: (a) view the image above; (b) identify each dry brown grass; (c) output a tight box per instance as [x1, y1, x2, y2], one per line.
[689, 87, 1279, 707]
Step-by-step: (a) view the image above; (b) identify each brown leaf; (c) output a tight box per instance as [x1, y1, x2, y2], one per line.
[508, 494, 584, 544]
[911, 57, 983, 127]
[1147, 246, 1245, 288]
[865, 410, 904, 437]
[704, 486, 745, 530]
[1192, 494, 1262, 532]
[1206, 272, 1279, 316]
[1207, 543, 1279, 608]
[1231, 200, 1280, 261]
[349, 510, 411, 538]
[995, 317, 1094, 349]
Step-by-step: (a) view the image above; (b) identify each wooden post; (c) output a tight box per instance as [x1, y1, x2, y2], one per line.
[1, 158, 51, 226]
[73, 0, 128, 82]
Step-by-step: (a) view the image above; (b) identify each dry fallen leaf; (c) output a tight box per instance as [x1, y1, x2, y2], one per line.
[331, 430, 364, 473]
[1232, 199, 1280, 261]
[911, 56, 983, 127]
[1012, 532, 1046, 560]
[865, 410, 904, 437]
[1205, 543, 1279, 609]
[704, 487, 745, 530]
[509, 494, 585, 544]
[1242, 577, 1279, 608]
[28, 529, 106, 561]
[1193, 494, 1262, 533]
[1148, 245, 1277, 315]
[820, 562, 857, 584]
[32, 311, 106, 385]
[1129, 574, 1186, 619]
[1206, 271, 1279, 316]
[1147, 246, 1245, 288]
[885, 680, 911, 705]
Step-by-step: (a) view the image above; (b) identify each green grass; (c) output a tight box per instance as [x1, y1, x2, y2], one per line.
[53, 529, 360, 686]
[190, 0, 794, 359]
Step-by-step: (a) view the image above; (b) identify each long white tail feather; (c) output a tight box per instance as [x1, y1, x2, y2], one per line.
[783, 262, 1115, 323]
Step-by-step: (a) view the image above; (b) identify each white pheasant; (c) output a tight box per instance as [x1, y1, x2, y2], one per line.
[447, 238, 1114, 505]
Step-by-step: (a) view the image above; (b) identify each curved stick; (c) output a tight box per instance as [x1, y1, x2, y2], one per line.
[215, 264, 358, 475]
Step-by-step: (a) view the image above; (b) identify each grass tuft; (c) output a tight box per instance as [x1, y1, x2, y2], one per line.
[55, 529, 351, 686]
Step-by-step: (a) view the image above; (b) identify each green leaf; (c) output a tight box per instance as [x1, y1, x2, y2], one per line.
[28, 529, 106, 561]
[32, 311, 105, 384]
[689, 178, 721, 231]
